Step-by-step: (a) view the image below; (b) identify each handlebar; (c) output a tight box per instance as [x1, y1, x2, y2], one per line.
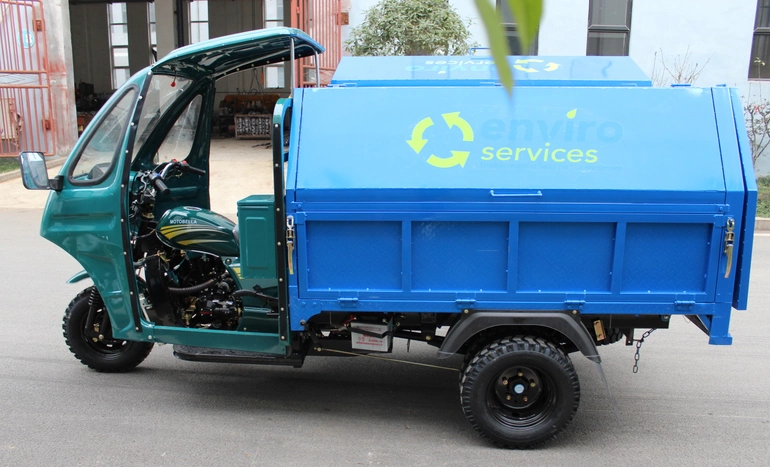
[148, 172, 170, 196]
[159, 160, 206, 180]
[138, 160, 206, 198]
[181, 161, 206, 176]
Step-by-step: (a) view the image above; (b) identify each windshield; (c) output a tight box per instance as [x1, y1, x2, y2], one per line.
[132, 74, 192, 161]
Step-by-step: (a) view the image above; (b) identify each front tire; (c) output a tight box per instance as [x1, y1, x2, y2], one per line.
[460, 336, 579, 449]
[63, 287, 154, 372]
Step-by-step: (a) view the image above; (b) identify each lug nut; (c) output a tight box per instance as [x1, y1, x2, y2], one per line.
[506, 394, 512, 401]
[517, 371, 523, 377]
[530, 381, 536, 387]
[502, 378, 509, 386]
[523, 396, 528, 402]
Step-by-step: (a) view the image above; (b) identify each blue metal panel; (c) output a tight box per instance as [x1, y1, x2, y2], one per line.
[306, 221, 402, 291]
[517, 222, 614, 292]
[729, 88, 758, 310]
[294, 210, 723, 303]
[294, 86, 725, 204]
[412, 221, 508, 292]
[621, 223, 711, 293]
[330, 56, 651, 87]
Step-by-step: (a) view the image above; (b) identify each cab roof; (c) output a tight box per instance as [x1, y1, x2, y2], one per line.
[152, 27, 325, 80]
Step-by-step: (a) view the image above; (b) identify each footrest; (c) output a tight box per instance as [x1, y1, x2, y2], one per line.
[173, 345, 304, 368]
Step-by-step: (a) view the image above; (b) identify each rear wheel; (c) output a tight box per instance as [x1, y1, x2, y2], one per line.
[62, 287, 154, 372]
[459, 336, 579, 448]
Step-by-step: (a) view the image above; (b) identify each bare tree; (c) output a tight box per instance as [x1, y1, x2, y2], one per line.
[650, 47, 710, 87]
[745, 100, 770, 167]
[743, 57, 770, 168]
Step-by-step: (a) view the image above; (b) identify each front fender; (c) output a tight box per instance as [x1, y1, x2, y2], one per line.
[66, 270, 91, 284]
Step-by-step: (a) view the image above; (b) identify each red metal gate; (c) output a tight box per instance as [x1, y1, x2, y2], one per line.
[0, 0, 54, 157]
[291, 0, 342, 87]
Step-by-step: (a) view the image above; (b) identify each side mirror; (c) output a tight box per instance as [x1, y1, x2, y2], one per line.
[19, 151, 60, 191]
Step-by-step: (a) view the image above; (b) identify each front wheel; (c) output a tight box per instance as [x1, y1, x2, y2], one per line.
[63, 287, 154, 372]
[460, 336, 579, 449]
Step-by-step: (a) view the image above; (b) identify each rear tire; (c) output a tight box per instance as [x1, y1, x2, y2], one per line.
[460, 336, 579, 448]
[63, 287, 154, 372]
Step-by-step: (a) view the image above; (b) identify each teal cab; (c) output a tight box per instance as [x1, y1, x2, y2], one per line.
[20, 28, 324, 362]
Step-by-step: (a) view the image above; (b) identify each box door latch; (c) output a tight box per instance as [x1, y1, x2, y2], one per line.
[723, 217, 735, 279]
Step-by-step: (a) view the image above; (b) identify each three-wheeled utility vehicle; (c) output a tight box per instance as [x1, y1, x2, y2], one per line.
[20, 28, 757, 448]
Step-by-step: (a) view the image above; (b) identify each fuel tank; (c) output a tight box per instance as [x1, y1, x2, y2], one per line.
[157, 207, 239, 257]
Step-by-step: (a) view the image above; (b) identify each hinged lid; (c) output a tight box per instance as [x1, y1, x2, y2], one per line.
[292, 84, 726, 205]
[330, 56, 652, 87]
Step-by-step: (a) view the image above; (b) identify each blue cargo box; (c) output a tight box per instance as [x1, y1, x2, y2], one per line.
[283, 56, 757, 345]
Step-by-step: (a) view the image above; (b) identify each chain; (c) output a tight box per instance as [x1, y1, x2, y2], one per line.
[632, 328, 656, 374]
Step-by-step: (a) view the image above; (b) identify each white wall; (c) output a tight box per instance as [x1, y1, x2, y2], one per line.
[629, 1, 757, 89]
[538, 0, 588, 55]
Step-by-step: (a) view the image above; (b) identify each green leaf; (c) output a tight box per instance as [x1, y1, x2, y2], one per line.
[474, 0, 514, 95]
[506, 0, 542, 53]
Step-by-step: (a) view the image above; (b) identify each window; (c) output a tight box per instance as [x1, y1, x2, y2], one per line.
[156, 95, 203, 164]
[264, 0, 285, 88]
[109, 3, 130, 89]
[148, 3, 157, 62]
[189, 1, 209, 44]
[496, 0, 538, 55]
[750, 0, 770, 79]
[133, 75, 192, 161]
[586, 0, 632, 56]
[70, 89, 137, 183]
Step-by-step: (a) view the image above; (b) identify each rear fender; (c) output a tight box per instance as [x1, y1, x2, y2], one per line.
[438, 310, 601, 363]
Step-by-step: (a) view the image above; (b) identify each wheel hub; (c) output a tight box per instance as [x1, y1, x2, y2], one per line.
[494, 367, 543, 410]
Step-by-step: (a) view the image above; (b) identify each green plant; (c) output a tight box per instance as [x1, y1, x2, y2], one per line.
[757, 175, 770, 218]
[344, 0, 474, 56]
[0, 158, 19, 174]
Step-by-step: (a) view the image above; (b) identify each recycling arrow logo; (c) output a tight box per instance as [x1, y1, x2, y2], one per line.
[513, 59, 559, 73]
[407, 112, 474, 169]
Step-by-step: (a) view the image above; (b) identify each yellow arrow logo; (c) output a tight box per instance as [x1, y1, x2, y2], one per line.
[427, 151, 470, 168]
[442, 112, 474, 141]
[407, 117, 434, 153]
[513, 59, 560, 73]
[407, 112, 474, 169]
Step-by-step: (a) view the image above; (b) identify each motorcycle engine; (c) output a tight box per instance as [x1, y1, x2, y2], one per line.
[144, 251, 241, 330]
